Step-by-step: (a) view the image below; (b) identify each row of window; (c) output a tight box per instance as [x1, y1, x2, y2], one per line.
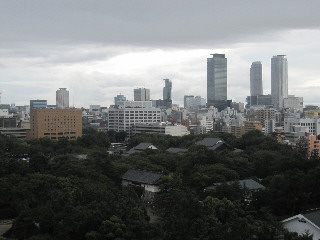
[44, 132, 77, 135]
[50, 136, 76, 140]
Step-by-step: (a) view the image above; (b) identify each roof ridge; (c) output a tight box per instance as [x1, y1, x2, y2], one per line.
[129, 168, 164, 174]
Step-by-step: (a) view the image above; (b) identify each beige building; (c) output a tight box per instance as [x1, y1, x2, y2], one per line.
[230, 125, 245, 138]
[28, 108, 82, 140]
[244, 121, 263, 133]
[255, 109, 276, 127]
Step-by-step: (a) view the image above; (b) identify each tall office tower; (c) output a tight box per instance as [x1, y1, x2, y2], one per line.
[56, 88, 69, 109]
[114, 94, 126, 105]
[134, 88, 150, 101]
[163, 79, 172, 100]
[271, 55, 288, 109]
[207, 53, 227, 106]
[250, 61, 263, 96]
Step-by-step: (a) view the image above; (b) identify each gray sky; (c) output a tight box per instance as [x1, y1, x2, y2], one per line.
[1, 0, 320, 107]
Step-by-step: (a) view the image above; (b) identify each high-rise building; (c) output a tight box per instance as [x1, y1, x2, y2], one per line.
[56, 88, 69, 109]
[250, 61, 263, 96]
[271, 55, 288, 109]
[108, 101, 161, 132]
[184, 95, 206, 109]
[28, 108, 82, 140]
[163, 79, 172, 100]
[134, 88, 150, 101]
[30, 100, 47, 109]
[114, 94, 126, 105]
[184, 95, 194, 108]
[207, 53, 227, 106]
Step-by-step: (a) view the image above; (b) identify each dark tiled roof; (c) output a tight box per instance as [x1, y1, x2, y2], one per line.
[125, 142, 157, 155]
[196, 138, 223, 147]
[125, 148, 139, 155]
[134, 142, 155, 150]
[302, 209, 320, 228]
[122, 169, 163, 185]
[166, 147, 188, 153]
[238, 179, 266, 190]
[210, 142, 225, 151]
[196, 137, 234, 151]
[205, 179, 265, 191]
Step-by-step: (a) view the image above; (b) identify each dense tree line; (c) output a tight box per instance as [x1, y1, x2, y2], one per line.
[0, 129, 318, 239]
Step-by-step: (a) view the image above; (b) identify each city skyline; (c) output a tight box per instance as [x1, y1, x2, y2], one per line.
[1, 1, 320, 107]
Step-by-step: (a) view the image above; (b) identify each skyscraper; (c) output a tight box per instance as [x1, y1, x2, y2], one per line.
[250, 61, 263, 96]
[163, 79, 172, 100]
[56, 88, 69, 109]
[207, 53, 227, 106]
[271, 55, 288, 109]
[134, 88, 150, 101]
[114, 94, 126, 105]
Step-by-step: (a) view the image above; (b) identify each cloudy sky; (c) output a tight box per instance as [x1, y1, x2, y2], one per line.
[1, 0, 320, 107]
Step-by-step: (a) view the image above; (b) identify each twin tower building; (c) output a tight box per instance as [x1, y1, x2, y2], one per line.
[207, 54, 288, 109]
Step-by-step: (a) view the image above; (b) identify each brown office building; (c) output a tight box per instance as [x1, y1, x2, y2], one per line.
[28, 108, 82, 140]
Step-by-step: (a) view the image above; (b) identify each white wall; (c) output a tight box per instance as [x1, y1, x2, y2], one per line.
[165, 125, 188, 136]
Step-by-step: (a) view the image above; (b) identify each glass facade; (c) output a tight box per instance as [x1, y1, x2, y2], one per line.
[271, 55, 288, 109]
[30, 100, 47, 109]
[207, 54, 227, 106]
[250, 61, 263, 96]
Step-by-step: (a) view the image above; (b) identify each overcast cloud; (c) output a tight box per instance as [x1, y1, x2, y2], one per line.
[1, 0, 320, 107]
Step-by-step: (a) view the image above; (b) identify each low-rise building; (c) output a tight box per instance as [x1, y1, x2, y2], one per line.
[125, 142, 158, 155]
[121, 169, 163, 200]
[196, 137, 234, 151]
[230, 125, 245, 138]
[244, 121, 263, 133]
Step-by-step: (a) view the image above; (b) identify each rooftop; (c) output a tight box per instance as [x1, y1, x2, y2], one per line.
[122, 169, 163, 185]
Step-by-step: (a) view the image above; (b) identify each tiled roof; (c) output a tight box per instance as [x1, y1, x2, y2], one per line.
[122, 169, 163, 185]
[134, 142, 154, 150]
[302, 209, 320, 228]
[205, 179, 265, 191]
[196, 138, 223, 147]
[125, 142, 157, 155]
[166, 147, 188, 153]
[238, 179, 266, 190]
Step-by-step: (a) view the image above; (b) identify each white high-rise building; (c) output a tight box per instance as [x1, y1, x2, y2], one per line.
[250, 61, 263, 96]
[134, 88, 150, 101]
[56, 88, 69, 109]
[207, 53, 227, 106]
[108, 101, 161, 132]
[271, 55, 288, 109]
